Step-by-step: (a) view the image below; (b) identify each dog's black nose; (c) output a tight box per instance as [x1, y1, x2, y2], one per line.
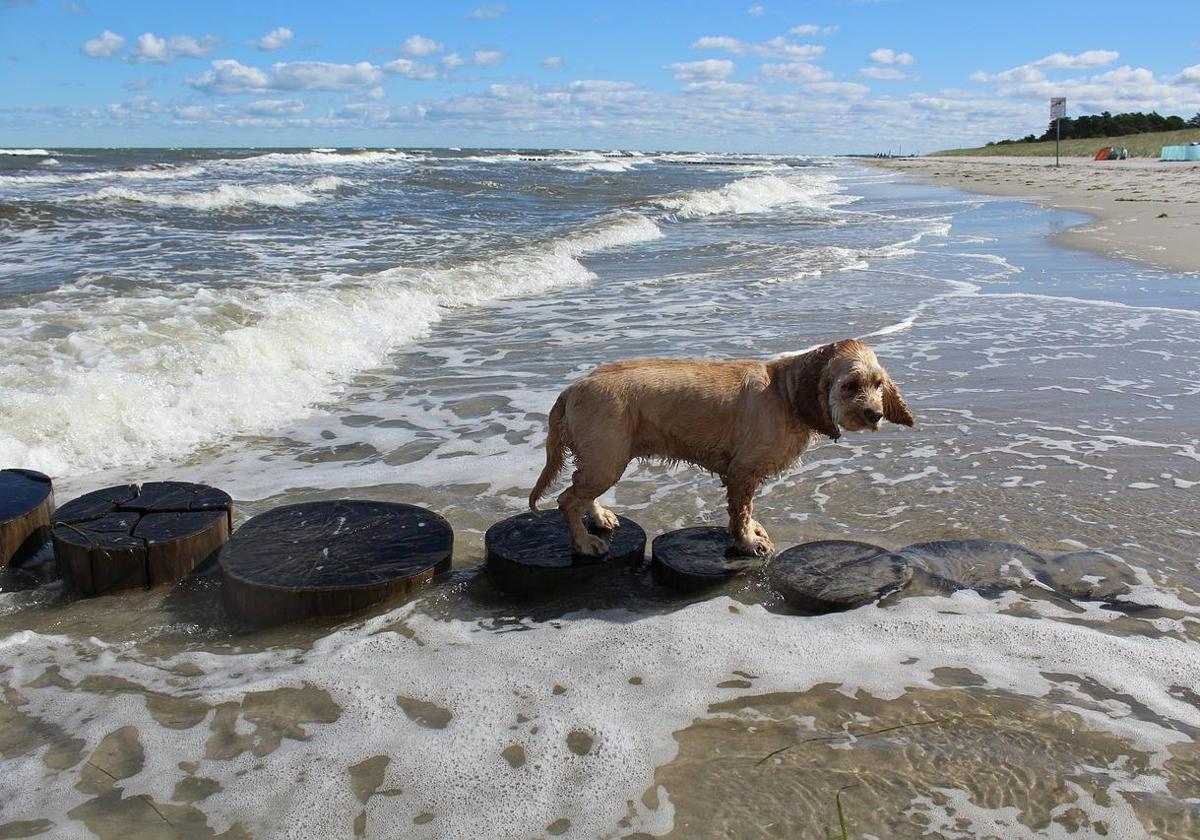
[864, 408, 882, 423]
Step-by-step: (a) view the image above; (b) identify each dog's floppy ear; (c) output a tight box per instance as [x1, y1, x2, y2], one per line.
[812, 358, 842, 441]
[882, 377, 915, 427]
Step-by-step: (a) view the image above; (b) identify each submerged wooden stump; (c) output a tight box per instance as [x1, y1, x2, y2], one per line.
[898, 539, 1045, 596]
[1034, 549, 1138, 602]
[220, 500, 453, 628]
[485, 510, 645, 597]
[768, 539, 913, 613]
[52, 481, 232, 597]
[0, 469, 54, 567]
[651, 527, 763, 592]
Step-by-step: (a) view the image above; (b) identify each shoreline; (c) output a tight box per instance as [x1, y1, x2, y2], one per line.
[864, 155, 1200, 275]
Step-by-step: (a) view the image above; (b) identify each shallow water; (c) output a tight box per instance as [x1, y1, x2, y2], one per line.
[1, 148, 1198, 838]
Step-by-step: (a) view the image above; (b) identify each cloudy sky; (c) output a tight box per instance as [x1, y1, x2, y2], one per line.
[2, 0, 1198, 152]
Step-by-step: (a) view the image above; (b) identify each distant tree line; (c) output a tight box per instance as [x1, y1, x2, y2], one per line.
[986, 111, 1200, 146]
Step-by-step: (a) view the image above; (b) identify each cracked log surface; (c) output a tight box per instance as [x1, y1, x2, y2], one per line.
[0, 469, 55, 567]
[485, 509, 645, 597]
[219, 500, 453, 628]
[650, 526, 763, 592]
[51, 481, 233, 598]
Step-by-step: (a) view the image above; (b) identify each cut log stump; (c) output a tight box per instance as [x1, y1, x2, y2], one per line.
[651, 527, 763, 592]
[485, 510, 645, 597]
[52, 481, 233, 598]
[898, 539, 1045, 596]
[768, 539, 913, 613]
[0, 469, 54, 567]
[220, 500, 453, 628]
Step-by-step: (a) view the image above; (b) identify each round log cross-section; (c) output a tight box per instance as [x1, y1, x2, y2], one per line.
[220, 500, 453, 628]
[650, 527, 763, 592]
[768, 539, 913, 613]
[898, 539, 1045, 596]
[0, 469, 55, 567]
[52, 481, 233, 598]
[485, 510, 645, 597]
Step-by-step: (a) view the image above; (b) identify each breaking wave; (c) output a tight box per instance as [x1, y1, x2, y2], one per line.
[89, 176, 350, 210]
[655, 173, 841, 219]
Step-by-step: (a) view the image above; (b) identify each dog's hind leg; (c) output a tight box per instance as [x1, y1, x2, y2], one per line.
[557, 444, 628, 556]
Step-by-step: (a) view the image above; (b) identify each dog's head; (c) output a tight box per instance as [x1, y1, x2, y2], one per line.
[819, 341, 915, 434]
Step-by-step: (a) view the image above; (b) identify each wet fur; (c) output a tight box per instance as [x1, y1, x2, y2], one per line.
[529, 339, 915, 556]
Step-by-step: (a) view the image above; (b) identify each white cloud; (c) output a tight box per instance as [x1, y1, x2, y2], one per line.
[473, 49, 504, 67]
[761, 62, 832, 84]
[1178, 64, 1200, 84]
[668, 59, 735, 82]
[187, 59, 385, 94]
[1031, 50, 1119, 70]
[569, 80, 638, 92]
[81, 30, 124, 59]
[748, 4, 764, 16]
[442, 53, 467, 70]
[402, 35, 443, 56]
[693, 35, 824, 61]
[242, 98, 307, 116]
[859, 66, 910, 80]
[383, 58, 438, 80]
[868, 48, 914, 66]
[254, 27, 294, 51]
[130, 32, 219, 64]
[789, 23, 838, 37]
[685, 80, 755, 97]
[124, 77, 154, 91]
[467, 4, 506, 18]
[542, 56, 563, 69]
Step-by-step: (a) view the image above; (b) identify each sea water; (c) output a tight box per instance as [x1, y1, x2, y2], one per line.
[0, 147, 1197, 838]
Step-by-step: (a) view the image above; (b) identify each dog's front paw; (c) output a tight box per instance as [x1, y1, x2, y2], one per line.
[733, 529, 774, 557]
[588, 506, 620, 531]
[574, 533, 610, 557]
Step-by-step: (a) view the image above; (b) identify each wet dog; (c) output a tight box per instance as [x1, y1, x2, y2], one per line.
[529, 339, 915, 556]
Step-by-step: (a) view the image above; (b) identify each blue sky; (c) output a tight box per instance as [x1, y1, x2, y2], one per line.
[2, 0, 1198, 152]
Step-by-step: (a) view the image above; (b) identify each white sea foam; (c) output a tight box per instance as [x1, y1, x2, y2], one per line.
[0, 148, 51, 156]
[655, 172, 840, 219]
[0, 593, 1195, 838]
[0, 215, 662, 475]
[89, 175, 349, 210]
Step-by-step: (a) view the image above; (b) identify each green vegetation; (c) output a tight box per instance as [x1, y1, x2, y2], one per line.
[932, 127, 1200, 158]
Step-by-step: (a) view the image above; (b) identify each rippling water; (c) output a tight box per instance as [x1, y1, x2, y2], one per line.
[1, 147, 1198, 839]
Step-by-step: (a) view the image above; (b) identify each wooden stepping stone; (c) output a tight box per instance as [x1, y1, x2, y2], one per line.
[485, 510, 645, 597]
[899, 539, 1045, 596]
[0, 469, 54, 567]
[1032, 549, 1139, 602]
[651, 527, 763, 592]
[768, 539, 912, 613]
[52, 481, 232, 598]
[220, 500, 452, 628]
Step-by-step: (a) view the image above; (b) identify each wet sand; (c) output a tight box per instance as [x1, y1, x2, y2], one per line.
[867, 156, 1200, 274]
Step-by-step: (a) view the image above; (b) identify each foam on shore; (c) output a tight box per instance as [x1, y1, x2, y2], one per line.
[0, 592, 1196, 838]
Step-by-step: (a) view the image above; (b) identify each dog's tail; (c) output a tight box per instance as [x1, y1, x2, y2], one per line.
[529, 394, 569, 511]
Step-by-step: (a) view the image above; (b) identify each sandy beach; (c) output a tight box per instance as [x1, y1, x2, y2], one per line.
[868, 155, 1200, 274]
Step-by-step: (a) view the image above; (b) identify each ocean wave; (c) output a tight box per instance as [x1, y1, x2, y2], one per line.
[89, 175, 349, 210]
[229, 150, 416, 167]
[0, 164, 206, 187]
[0, 148, 51, 156]
[0, 214, 662, 474]
[654, 173, 840, 219]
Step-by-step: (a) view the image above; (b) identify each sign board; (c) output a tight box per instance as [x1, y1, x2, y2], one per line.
[1050, 97, 1067, 120]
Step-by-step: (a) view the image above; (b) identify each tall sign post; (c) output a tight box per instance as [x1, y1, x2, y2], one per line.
[1050, 97, 1067, 167]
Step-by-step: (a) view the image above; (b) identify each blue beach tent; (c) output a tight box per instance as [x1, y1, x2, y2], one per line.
[1160, 144, 1200, 161]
